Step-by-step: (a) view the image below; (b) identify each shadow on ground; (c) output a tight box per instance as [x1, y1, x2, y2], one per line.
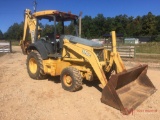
[83, 79, 103, 92]
[47, 75, 103, 92]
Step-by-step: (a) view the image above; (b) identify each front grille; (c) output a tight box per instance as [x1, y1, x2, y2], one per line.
[94, 49, 104, 61]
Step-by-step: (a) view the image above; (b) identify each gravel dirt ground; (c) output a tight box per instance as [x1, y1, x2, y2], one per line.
[0, 46, 160, 120]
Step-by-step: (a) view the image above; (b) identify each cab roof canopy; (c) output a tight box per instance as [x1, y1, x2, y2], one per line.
[33, 10, 78, 22]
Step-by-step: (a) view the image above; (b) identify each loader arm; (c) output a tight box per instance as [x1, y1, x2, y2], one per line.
[105, 31, 126, 73]
[62, 39, 108, 87]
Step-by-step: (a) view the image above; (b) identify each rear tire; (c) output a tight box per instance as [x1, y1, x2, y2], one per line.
[60, 67, 82, 92]
[26, 50, 47, 79]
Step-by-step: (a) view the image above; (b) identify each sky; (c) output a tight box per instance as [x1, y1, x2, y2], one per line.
[0, 0, 159, 33]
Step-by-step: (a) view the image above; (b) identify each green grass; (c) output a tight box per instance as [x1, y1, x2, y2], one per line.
[105, 42, 160, 62]
[135, 54, 160, 62]
[105, 42, 160, 54]
[116, 42, 160, 54]
[135, 42, 160, 54]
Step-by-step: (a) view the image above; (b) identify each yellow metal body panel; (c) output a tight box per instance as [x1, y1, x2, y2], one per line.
[43, 58, 71, 76]
[43, 57, 93, 81]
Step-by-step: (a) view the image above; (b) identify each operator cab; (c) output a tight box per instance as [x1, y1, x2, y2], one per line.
[33, 10, 79, 58]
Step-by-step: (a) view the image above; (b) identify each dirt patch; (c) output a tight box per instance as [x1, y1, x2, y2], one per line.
[0, 53, 5, 57]
[123, 57, 160, 71]
[0, 46, 160, 120]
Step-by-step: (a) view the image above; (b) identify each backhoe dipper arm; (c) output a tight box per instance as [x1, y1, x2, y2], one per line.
[19, 9, 38, 54]
[22, 9, 37, 43]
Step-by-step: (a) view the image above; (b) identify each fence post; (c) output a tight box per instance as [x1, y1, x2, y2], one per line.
[9, 41, 12, 53]
[129, 44, 131, 58]
[117, 42, 119, 52]
[134, 45, 136, 58]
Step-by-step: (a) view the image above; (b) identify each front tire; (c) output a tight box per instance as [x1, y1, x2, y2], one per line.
[60, 67, 82, 92]
[26, 50, 47, 79]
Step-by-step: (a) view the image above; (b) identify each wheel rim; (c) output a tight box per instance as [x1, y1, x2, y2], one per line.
[63, 74, 72, 87]
[29, 58, 37, 74]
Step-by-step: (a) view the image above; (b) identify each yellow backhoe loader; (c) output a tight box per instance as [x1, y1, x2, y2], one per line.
[20, 9, 156, 115]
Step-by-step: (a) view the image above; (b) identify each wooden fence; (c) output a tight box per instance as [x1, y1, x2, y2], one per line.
[104, 45, 135, 58]
[0, 41, 12, 53]
[0, 41, 135, 57]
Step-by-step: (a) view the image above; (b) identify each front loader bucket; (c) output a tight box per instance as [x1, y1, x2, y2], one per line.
[101, 64, 156, 115]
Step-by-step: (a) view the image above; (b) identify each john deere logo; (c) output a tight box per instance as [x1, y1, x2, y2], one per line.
[82, 49, 91, 57]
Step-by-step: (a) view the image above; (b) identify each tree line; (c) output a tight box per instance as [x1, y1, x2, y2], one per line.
[0, 12, 160, 41]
